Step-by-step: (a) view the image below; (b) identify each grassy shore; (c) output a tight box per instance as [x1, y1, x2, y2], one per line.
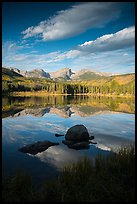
[2, 146, 135, 202]
[10, 91, 70, 97]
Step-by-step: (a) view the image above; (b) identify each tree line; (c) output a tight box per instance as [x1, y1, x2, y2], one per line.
[2, 78, 135, 96]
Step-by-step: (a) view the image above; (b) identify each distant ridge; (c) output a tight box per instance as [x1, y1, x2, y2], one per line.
[4, 66, 135, 82]
[2, 67, 23, 80]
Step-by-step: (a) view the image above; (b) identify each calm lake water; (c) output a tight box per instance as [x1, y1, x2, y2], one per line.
[2, 95, 135, 184]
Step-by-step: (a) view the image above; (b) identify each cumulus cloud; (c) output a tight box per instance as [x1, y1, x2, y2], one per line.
[18, 26, 135, 66]
[2, 27, 135, 73]
[22, 2, 120, 41]
[78, 26, 135, 53]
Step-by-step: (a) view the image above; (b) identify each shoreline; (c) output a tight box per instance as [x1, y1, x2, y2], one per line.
[8, 91, 135, 98]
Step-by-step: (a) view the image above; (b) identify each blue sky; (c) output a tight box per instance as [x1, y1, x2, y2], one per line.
[2, 2, 135, 74]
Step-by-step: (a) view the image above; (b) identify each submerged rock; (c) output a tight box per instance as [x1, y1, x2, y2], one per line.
[62, 140, 75, 146]
[68, 141, 90, 150]
[18, 140, 59, 155]
[55, 134, 64, 137]
[89, 136, 94, 140]
[90, 141, 97, 144]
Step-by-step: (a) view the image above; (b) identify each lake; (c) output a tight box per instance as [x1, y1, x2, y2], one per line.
[2, 95, 135, 185]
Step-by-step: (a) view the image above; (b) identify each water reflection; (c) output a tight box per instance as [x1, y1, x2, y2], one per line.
[33, 144, 109, 170]
[2, 106, 125, 118]
[2, 95, 135, 118]
[2, 95, 135, 182]
[26, 132, 134, 170]
[2, 95, 135, 119]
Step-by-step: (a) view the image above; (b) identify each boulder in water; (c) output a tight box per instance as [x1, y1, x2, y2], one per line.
[62, 125, 96, 150]
[65, 124, 90, 141]
[19, 140, 59, 155]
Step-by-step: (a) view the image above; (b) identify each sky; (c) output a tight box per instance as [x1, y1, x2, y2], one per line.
[2, 2, 135, 74]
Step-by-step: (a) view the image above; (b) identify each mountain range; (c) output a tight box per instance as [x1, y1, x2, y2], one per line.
[6, 67, 118, 81]
[2, 67, 135, 88]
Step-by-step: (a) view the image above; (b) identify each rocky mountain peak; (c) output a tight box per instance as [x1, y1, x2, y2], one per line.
[7, 66, 117, 81]
[49, 68, 73, 80]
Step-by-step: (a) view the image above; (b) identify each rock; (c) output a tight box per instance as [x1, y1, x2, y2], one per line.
[55, 134, 64, 137]
[65, 125, 89, 141]
[62, 140, 75, 146]
[89, 141, 97, 144]
[18, 140, 59, 155]
[62, 125, 97, 150]
[68, 141, 90, 150]
[89, 136, 94, 140]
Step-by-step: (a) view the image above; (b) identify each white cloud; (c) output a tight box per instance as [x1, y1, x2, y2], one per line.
[2, 27, 135, 74]
[123, 53, 128, 56]
[70, 48, 135, 74]
[34, 145, 84, 170]
[2, 41, 33, 58]
[80, 41, 94, 47]
[22, 2, 120, 41]
[52, 50, 81, 62]
[2, 41, 19, 55]
[3, 45, 81, 69]
[2, 41, 23, 67]
[78, 26, 135, 53]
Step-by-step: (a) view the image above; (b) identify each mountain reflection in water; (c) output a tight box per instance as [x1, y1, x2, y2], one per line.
[3, 106, 125, 118]
[2, 95, 135, 118]
[2, 95, 135, 182]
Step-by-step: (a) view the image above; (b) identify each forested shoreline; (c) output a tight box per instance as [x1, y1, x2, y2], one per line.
[2, 78, 135, 96]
